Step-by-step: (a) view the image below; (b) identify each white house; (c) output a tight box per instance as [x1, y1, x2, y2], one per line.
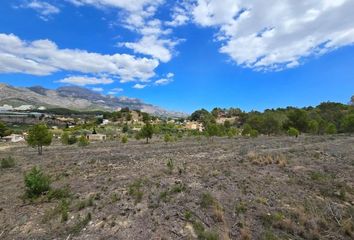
[2, 134, 25, 143]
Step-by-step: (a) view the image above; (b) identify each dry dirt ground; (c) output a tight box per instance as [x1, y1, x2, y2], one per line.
[0, 135, 354, 240]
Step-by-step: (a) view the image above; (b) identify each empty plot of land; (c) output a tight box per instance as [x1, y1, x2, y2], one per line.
[0, 135, 353, 239]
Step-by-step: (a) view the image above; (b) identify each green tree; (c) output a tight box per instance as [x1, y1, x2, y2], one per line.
[140, 123, 154, 143]
[261, 114, 281, 135]
[142, 112, 150, 123]
[308, 120, 319, 135]
[27, 124, 53, 155]
[122, 124, 129, 133]
[340, 114, 354, 133]
[285, 109, 309, 133]
[325, 123, 337, 134]
[0, 121, 9, 138]
[205, 123, 220, 139]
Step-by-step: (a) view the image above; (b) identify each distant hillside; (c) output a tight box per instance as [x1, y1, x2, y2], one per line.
[0, 83, 186, 118]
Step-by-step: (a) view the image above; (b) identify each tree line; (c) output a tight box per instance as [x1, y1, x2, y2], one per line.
[190, 101, 354, 137]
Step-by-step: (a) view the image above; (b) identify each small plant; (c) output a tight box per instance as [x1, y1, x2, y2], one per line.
[24, 167, 51, 198]
[1, 156, 15, 169]
[69, 212, 92, 235]
[166, 159, 174, 174]
[77, 135, 89, 147]
[260, 212, 284, 228]
[164, 133, 173, 143]
[121, 135, 128, 144]
[111, 193, 120, 203]
[76, 196, 94, 211]
[59, 199, 69, 222]
[47, 186, 71, 200]
[235, 201, 248, 214]
[192, 221, 219, 240]
[309, 171, 331, 181]
[184, 210, 192, 220]
[200, 192, 215, 208]
[128, 179, 144, 204]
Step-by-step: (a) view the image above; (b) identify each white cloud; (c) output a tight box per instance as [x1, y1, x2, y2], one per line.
[165, 3, 191, 27]
[19, 1, 60, 20]
[188, 0, 354, 70]
[154, 78, 172, 85]
[68, 0, 181, 63]
[154, 72, 174, 85]
[92, 87, 104, 92]
[133, 83, 147, 89]
[58, 76, 113, 86]
[0, 33, 159, 82]
[108, 87, 124, 95]
[123, 35, 180, 63]
[166, 72, 174, 78]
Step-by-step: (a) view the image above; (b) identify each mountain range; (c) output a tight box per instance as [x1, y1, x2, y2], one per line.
[0, 83, 186, 117]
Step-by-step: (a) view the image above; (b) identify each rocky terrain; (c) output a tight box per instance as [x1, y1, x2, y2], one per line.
[0, 83, 186, 117]
[0, 135, 353, 239]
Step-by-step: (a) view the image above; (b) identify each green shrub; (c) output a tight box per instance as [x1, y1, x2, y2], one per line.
[128, 179, 144, 204]
[1, 156, 15, 169]
[341, 114, 354, 133]
[47, 186, 71, 200]
[287, 127, 299, 137]
[200, 192, 215, 208]
[61, 132, 69, 145]
[77, 135, 89, 147]
[24, 167, 51, 198]
[250, 129, 259, 138]
[242, 124, 253, 136]
[164, 133, 173, 143]
[68, 135, 77, 145]
[325, 123, 337, 134]
[121, 135, 128, 144]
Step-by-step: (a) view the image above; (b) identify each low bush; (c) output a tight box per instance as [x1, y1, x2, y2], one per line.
[287, 127, 299, 137]
[121, 135, 128, 144]
[77, 135, 89, 147]
[128, 179, 144, 204]
[24, 167, 51, 198]
[1, 156, 15, 169]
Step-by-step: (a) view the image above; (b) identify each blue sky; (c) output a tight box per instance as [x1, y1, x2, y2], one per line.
[0, 0, 354, 113]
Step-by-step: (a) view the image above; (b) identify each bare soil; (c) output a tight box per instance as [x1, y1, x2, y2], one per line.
[1, 135, 354, 239]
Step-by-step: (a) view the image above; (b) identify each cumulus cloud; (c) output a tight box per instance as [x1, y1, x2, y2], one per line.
[133, 83, 147, 89]
[19, 1, 60, 21]
[187, 0, 354, 70]
[0, 33, 159, 82]
[68, 0, 181, 63]
[58, 76, 113, 86]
